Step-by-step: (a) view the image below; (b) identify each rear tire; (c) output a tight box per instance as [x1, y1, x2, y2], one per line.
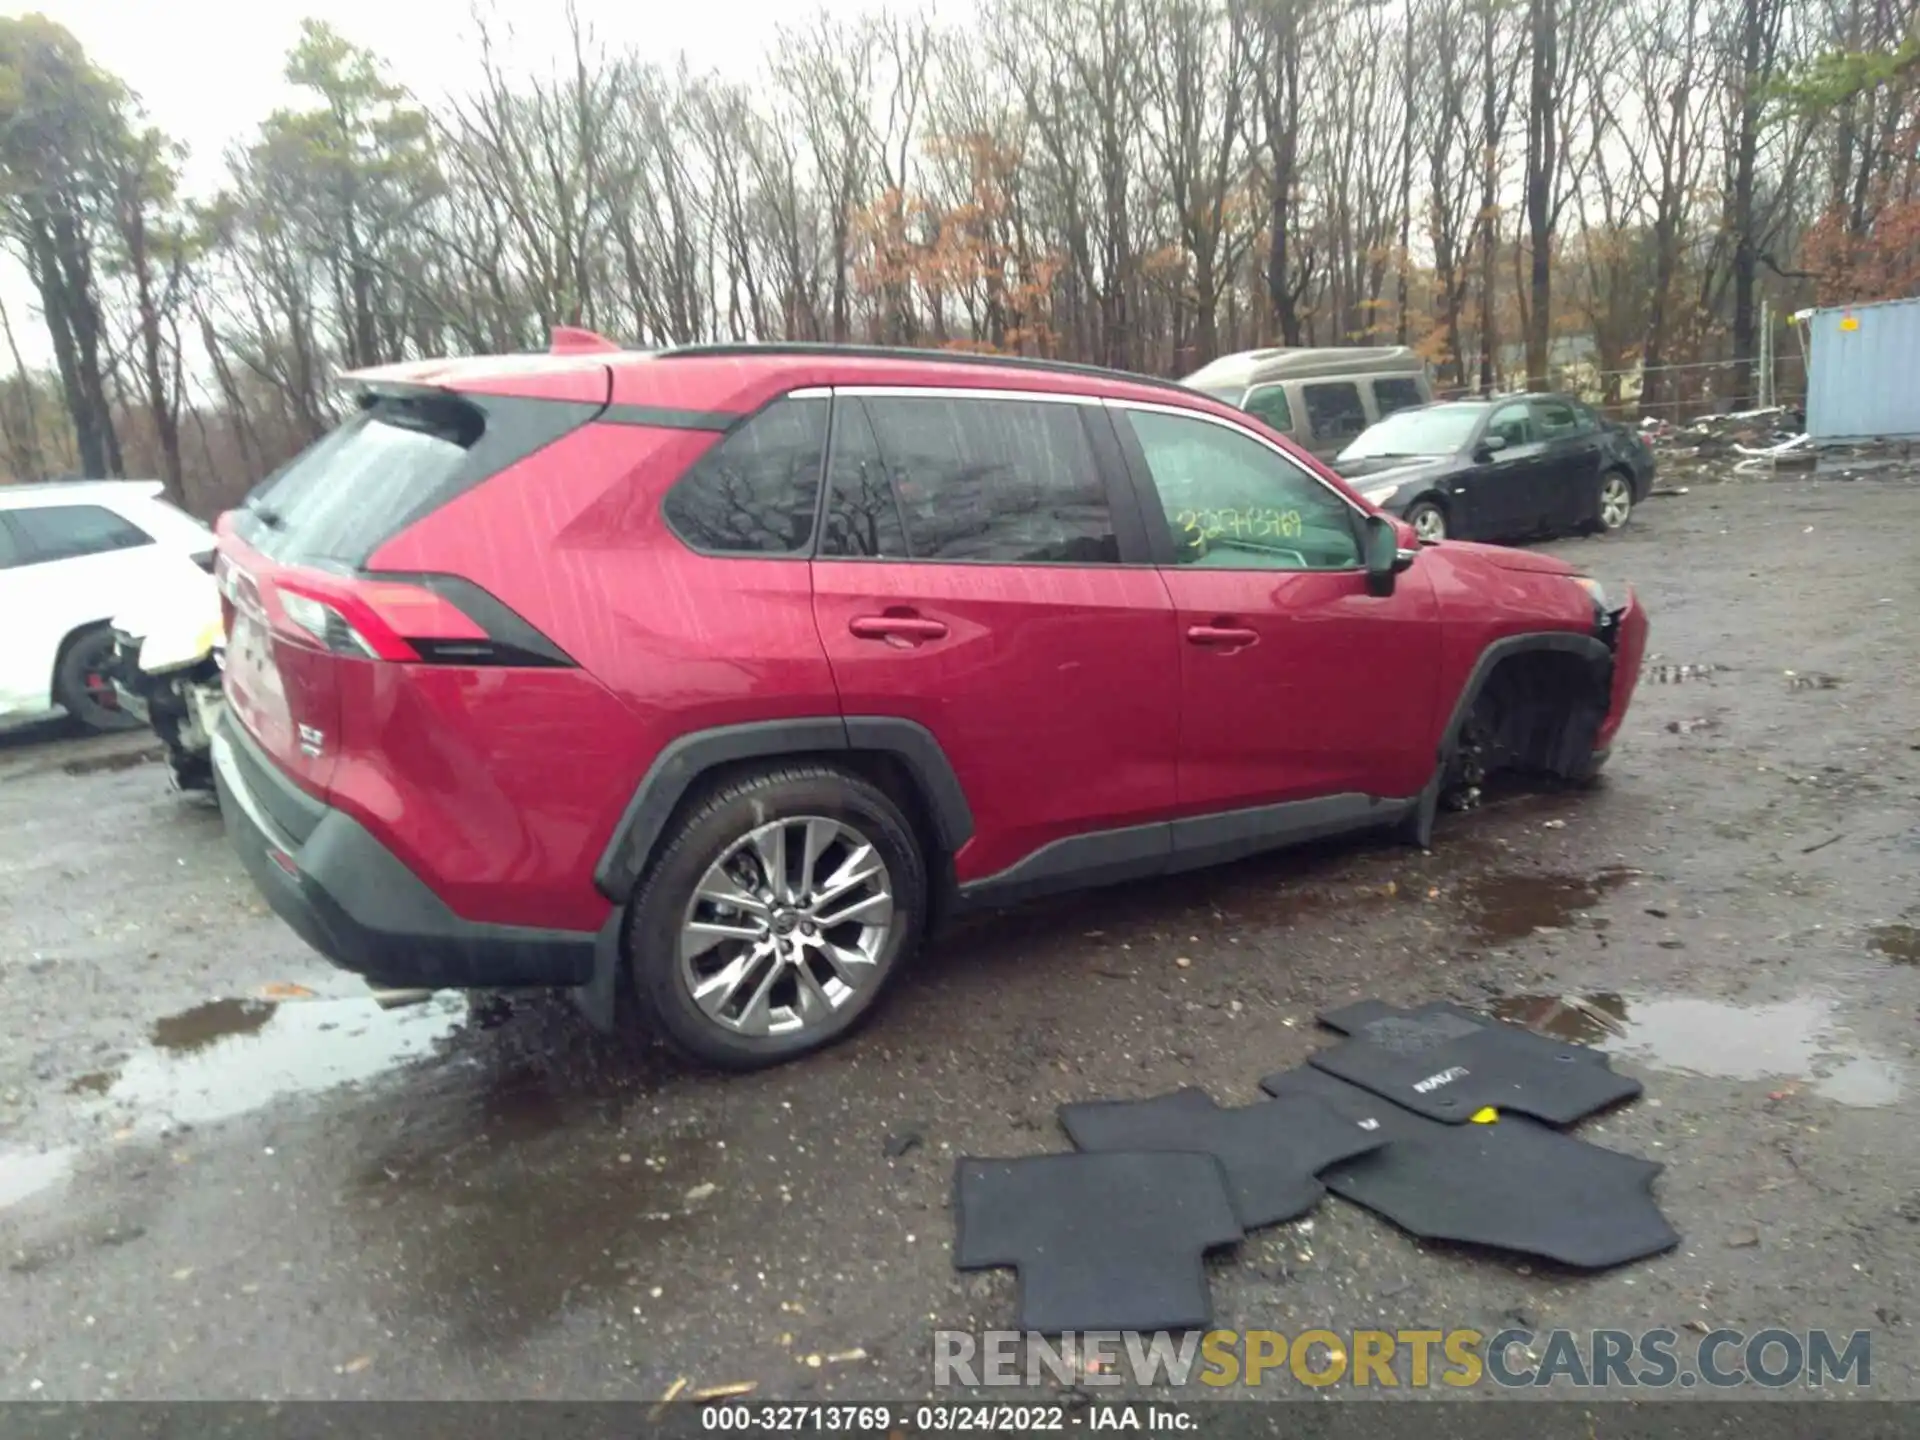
[1405, 498, 1448, 543]
[54, 627, 141, 734]
[624, 763, 928, 1070]
[1595, 469, 1634, 533]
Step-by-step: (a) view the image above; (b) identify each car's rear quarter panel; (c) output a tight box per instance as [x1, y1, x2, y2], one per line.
[365, 418, 843, 930]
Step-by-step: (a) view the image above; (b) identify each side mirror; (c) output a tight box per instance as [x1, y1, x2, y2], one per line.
[1364, 514, 1416, 597]
[1474, 434, 1509, 462]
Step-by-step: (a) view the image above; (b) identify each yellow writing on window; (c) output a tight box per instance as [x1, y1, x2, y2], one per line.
[1177, 507, 1304, 541]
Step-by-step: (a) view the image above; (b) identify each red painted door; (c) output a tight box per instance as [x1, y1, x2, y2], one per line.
[810, 391, 1180, 884]
[1115, 404, 1444, 812]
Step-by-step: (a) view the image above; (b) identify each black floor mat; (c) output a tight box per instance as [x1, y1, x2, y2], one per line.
[953, 1152, 1243, 1332]
[1057, 1086, 1386, 1230]
[1311, 998, 1642, 1125]
[1260, 1064, 1679, 1269]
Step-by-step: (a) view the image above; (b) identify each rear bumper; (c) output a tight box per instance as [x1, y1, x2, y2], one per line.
[212, 718, 599, 990]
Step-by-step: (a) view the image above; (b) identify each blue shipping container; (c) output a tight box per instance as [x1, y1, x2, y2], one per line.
[1805, 296, 1920, 441]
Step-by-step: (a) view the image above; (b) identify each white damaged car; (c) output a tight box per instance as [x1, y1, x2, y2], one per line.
[106, 550, 227, 792]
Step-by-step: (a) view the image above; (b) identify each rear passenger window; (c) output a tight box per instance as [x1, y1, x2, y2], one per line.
[662, 397, 828, 555]
[861, 396, 1119, 564]
[820, 400, 909, 559]
[1372, 377, 1425, 418]
[1243, 385, 1293, 432]
[8, 503, 153, 563]
[1301, 382, 1368, 442]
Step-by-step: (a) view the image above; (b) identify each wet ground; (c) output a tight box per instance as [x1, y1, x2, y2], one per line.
[2, 469, 1917, 1402]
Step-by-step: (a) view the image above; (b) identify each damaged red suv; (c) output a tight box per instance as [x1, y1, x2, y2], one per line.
[212, 334, 1648, 1069]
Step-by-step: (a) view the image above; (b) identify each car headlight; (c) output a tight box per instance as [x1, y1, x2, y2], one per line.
[1571, 576, 1617, 633]
[1362, 484, 1399, 506]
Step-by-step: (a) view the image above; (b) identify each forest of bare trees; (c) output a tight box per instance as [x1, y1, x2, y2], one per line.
[1, 0, 1916, 514]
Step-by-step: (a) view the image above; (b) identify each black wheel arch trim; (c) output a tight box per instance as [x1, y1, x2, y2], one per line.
[592, 715, 975, 901]
[1434, 631, 1614, 765]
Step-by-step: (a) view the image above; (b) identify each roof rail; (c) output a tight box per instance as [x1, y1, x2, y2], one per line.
[651, 342, 1197, 398]
[551, 325, 622, 355]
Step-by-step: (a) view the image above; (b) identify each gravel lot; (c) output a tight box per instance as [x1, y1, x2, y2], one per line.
[2, 466, 1916, 1406]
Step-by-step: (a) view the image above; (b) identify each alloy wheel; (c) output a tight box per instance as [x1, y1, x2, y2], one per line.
[1411, 506, 1447, 543]
[1600, 475, 1632, 530]
[678, 816, 895, 1038]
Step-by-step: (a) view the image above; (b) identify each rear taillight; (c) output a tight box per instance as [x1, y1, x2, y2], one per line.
[264, 570, 572, 668]
[277, 589, 382, 658]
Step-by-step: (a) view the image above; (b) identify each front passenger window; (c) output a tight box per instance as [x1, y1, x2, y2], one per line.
[1486, 404, 1535, 448]
[1125, 410, 1361, 572]
[1533, 399, 1579, 439]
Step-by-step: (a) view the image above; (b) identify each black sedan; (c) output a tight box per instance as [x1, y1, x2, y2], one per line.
[1331, 394, 1656, 544]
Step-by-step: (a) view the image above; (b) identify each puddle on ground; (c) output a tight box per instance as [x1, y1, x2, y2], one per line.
[351, 1065, 716, 1351]
[79, 994, 466, 1129]
[1460, 867, 1640, 943]
[1871, 924, 1920, 964]
[0, 1145, 78, 1210]
[1641, 663, 1726, 684]
[1492, 992, 1905, 1108]
[1785, 671, 1844, 691]
[151, 997, 275, 1053]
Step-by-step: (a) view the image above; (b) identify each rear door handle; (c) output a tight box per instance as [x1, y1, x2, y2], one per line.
[1186, 624, 1259, 647]
[849, 614, 949, 642]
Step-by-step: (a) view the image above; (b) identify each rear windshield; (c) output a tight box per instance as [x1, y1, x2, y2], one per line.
[233, 392, 599, 567]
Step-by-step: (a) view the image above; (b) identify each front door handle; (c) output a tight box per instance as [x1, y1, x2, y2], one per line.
[849, 613, 949, 643]
[1186, 624, 1259, 647]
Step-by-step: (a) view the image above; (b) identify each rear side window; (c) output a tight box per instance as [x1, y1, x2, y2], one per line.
[1301, 382, 1368, 442]
[819, 400, 909, 559]
[1243, 385, 1293, 432]
[235, 391, 600, 567]
[662, 397, 828, 556]
[862, 396, 1119, 564]
[8, 503, 153, 563]
[1372, 377, 1425, 417]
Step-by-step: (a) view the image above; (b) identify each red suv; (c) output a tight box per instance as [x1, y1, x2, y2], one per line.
[211, 335, 1648, 1069]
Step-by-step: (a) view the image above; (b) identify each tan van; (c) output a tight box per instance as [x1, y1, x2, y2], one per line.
[1180, 346, 1435, 460]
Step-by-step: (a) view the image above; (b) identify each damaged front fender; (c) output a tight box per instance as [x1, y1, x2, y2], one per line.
[1434, 631, 1621, 810]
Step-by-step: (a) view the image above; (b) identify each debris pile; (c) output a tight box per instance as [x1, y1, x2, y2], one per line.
[1639, 407, 1806, 477]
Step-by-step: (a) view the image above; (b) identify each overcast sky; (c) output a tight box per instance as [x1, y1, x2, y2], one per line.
[2, 0, 906, 363]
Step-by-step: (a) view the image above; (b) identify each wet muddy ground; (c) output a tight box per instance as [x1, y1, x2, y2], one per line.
[2, 469, 1917, 1402]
